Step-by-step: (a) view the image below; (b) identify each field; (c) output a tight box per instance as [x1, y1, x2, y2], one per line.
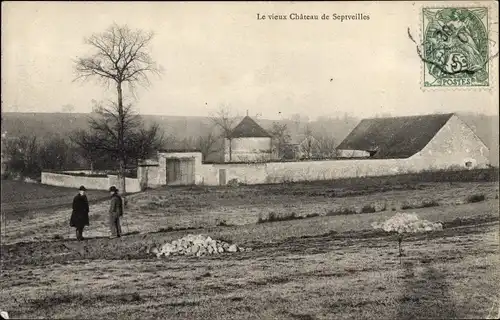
[0, 180, 110, 220]
[1, 172, 499, 319]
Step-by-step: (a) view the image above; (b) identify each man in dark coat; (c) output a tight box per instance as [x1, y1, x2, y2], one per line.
[70, 186, 90, 241]
[108, 186, 123, 238]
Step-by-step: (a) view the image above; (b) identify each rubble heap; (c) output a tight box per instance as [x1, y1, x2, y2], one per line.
[147, 234, 252, 258]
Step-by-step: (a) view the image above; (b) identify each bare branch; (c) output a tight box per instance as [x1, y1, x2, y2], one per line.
[73, 24, 162, 87]
[209, 106, 237, 138]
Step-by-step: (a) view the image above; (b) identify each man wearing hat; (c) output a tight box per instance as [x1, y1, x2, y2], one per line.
[108, 186, 123, 238]
[70, 186, 90, 241]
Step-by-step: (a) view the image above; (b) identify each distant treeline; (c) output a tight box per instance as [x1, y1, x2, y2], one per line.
[1, 112, 498, 181]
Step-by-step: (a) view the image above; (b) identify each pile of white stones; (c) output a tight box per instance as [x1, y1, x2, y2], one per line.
[147, 234, 252, 258]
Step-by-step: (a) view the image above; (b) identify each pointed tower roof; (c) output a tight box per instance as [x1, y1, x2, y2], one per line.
[228, 116, 272, 138]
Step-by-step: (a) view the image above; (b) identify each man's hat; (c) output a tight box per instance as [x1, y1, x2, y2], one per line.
[109, 186, 118, 192]
[79, 186, 87, 191]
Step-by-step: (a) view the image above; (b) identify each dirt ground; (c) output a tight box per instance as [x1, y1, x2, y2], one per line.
[0, 180, 109, 219]
[0, 178, 499, 319]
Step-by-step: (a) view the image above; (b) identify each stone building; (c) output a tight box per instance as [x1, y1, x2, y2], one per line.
[336, 113, 489, 168]
[51, 112, 489, 190]
[224, 116, 272, 163]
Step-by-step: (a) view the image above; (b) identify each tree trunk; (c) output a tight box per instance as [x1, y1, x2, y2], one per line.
[116, 82, 126, 194]
[229, 138, 232, 161]
[398, 236, 403, 265]
[118, 158, 126, 195]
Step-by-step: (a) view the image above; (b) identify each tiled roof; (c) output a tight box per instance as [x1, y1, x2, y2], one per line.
[228, 116, 272, 138]
[336, 113, 455, 159]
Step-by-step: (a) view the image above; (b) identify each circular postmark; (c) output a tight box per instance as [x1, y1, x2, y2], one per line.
[423, 7, 489, 87]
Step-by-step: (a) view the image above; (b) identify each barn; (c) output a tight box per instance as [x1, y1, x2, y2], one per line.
[224, 116, 272, 162]
[336, 113, 490, 169]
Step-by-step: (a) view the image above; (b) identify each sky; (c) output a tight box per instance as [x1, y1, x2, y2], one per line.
[1, 1, 499, 120]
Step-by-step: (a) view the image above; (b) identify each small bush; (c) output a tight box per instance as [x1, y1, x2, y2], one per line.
[326, 207, 358, 216]
[401, 200, 439, 210]
[361, 204, 377, 213]
[258, 211, 299, 223]
[421, 200, 440, 208]
[217, 219, 229, 227]
[371, 212, 443, 265]
[466, 194, 486, 203]
[401, 203, 413, 210]
[227, 179, 240, 187]
[304, 213, 320, 218]
[156, 226, 200, 233]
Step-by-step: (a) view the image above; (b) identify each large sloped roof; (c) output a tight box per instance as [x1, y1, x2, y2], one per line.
[336, 113, 455, 159]
[228, 116, 272, 138]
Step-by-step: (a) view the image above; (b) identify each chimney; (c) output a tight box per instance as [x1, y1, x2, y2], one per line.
[246, 110, 249, 116]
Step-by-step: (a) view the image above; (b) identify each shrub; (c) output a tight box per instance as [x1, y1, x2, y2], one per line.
[401, 203, 413, 210]
[401, 200, 439, 210]
[361, 204, 377, 213]
[304, 213, 320, 218]
[380, 202, 388, 212]
[227, 178, 240, 187]
[466, 194, 486, 203]
[372, 212, 443, 265]
[216, 219, 229, 227]
[258, 211, 298, 223]
[421, 200, 440, 208]
[326, 207, 358, 216]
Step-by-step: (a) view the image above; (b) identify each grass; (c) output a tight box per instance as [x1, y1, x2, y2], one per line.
[1, 175, 498, 320]
[1, 219, 497, 319]
[0, 180, 110, 219]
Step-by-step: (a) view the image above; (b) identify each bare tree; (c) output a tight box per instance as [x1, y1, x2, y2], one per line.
[196, 130, 218, 161]
[316, 135, 338, 158]
[299, 125, 320, 159]
[3, 135, 40, 178]
[210, 106, 237, 161]
[70, 130, 102, 172]
[132, 123, 165, 165]
[161, 134, 179, 150]
[71, 100, 164, 175]
[269, 122, 291, 160]
[73, 23, 161, 193]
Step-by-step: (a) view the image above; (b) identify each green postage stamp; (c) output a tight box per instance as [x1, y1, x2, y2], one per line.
[422, 7, 490, 88]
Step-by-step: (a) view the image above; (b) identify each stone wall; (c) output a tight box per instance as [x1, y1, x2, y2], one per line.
[41, 172, 141, 192]
[145, 124, 491, 188]
[208, 153, 489, 186]
[414, 114, 490, 168]
[107, 175, 141, 193]
[138, 165, 160, 189]
[157, 152, 203, 185]
[41, 172, 110, 190]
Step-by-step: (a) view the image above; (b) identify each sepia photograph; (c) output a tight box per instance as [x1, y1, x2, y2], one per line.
[1, 1, 499, 319]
